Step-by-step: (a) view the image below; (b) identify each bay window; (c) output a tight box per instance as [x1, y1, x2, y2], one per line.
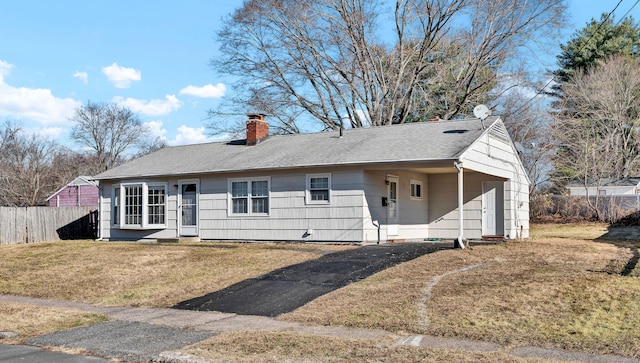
[113, 182, 167, 229]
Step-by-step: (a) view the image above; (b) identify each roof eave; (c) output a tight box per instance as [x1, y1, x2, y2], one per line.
[92, 157, 461, 181]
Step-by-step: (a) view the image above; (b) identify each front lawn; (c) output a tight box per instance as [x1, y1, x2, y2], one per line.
[0, 241, 353, 307]
[1, 225, 639, 360]
[280, 224, 640, 358]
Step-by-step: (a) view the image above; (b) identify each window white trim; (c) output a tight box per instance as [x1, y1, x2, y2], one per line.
[306, 173, 331, 205]
[410, 179, 423, 200]
[117, 182, 168, 229]
[227, 177, 271, 216]
[111, 185, 120, 226]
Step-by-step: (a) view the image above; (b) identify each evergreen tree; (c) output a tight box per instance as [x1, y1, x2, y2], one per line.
[551, 13, 640, 98]
[550, 14, 640, 205]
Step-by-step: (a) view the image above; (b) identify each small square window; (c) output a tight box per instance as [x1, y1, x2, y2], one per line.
[410, 180, 423, 200]
[307, 174, 331, 204]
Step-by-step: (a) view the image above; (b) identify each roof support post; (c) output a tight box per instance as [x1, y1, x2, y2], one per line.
[454, 161, 466, 249]
[96, 187, 104, 241]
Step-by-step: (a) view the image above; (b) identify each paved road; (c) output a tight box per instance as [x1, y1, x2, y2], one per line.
[0, 344, 107, 363]
[173, 242, 452, 316]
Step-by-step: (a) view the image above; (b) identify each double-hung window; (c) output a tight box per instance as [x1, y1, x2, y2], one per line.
[124, 184, 143, 225]
[229, 177, 270, 215]
[306, 174, 331, 204]
[147, 185, 166, 224]
[114, 182, 167, 229]
[112, 186, 120, 226]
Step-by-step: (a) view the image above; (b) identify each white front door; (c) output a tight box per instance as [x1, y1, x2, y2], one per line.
[387, 175, 399, 236]
[179, 180, 199, 236]
[482, 181, 504, 236]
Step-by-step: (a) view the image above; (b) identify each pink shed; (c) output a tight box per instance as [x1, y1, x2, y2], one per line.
[46, 176, 99, 207]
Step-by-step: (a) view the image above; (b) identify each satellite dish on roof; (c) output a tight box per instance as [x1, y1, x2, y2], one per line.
[473, 104, 491, 129]
[473, 104, 491, 120]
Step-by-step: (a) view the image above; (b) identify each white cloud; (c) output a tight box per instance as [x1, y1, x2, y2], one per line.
[146, 120, 228, 146]
[102, 63, 141, 88]
[172, 125, 211, 145]
[113, 95, 182, 116]
[144, 120, 168, 139]
[0, 60, 14, 80]
[25, 126, 65, 140]
[0, 60, 81, 125]
[73, 71, 88, 84]
[341, 109, 371, 128]
[179, 83, 226, 98]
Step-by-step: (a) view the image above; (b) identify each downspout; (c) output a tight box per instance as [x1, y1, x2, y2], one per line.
[454, 161, 466, 249]
[372, 220, 380, 244]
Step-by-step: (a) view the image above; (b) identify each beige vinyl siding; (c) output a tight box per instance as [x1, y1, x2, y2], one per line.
[459, 131, 530, 239]
[198, 170, 365, 242]
[100, 171, 366, 242]
[98, 183, 112, 239]
[462, 133, 522, 179]
[362, 170, 429, 242]
[504, 178, 530, 239]
[428, 172, 502, 239]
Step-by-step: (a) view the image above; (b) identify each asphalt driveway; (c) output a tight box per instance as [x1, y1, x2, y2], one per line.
[173, 242, 452, 317]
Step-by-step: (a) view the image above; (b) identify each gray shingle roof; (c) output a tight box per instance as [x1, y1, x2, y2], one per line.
[567, 178, 640, 188]
[94, 117, 498, 180]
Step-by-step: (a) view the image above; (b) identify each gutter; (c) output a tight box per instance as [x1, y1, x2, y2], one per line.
[454, 161, 466, 249]
[91, 158, 460, 181]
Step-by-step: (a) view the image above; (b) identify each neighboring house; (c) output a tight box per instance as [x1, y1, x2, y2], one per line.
[566, 178, 640, 197]
[566, 178, 640, 211]
[93, 114, 530, 244]
[46, 176, 99, 208]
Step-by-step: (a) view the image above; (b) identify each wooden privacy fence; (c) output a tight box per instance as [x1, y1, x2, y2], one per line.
[0, 206, 98, 245]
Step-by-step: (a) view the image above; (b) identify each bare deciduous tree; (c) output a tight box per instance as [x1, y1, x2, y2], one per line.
[209, 0, 566, 133]
[553, 55, 640, 219]
[0, 121, 60, 206]
[500, 85, 555, 194]
[70, 101, 148, 173]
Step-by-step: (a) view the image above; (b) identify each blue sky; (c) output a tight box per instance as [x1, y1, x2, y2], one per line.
[0, 0, 636, 148]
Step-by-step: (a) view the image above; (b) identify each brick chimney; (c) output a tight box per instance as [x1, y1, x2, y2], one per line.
[246, 113, 268, 145]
